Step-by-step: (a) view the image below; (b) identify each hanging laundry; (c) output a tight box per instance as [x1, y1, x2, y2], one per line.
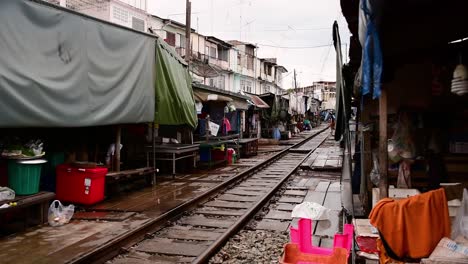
[361, 0, 383, 99]
[223, 117, 232, 132]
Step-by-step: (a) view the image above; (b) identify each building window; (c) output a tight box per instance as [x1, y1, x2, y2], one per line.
[213, 75, 225, 90]
[246, 55, 254, 70]
[165, 32, 176, 46]
[210, 47, 216, 58]
[113, 6, 129, 23]
[179, 34, 186, 48]
[217, 46, 228, 62]
[132, 17, 145, 31]
[264, 85, 270, 93]
[209, 78, 215, 87]
[241, 80, 252, 93]
[237, 52, 241, 65]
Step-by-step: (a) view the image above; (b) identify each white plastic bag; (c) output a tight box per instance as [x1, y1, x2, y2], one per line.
[452, 189, 468, 240]
[0, 187, 15, 202]
[48, 200, 75, 227]
[291, 202, 331, 220]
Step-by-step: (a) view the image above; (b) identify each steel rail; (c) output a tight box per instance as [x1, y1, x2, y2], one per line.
[69, 126, 329, 264]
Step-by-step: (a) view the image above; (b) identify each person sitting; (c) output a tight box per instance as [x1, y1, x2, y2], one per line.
[303, 119, 311, 130]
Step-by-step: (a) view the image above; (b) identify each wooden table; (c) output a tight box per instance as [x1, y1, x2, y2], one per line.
[0, 191, 55, 234]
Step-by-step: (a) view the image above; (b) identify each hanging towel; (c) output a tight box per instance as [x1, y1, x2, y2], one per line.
[361, 0, 383, 99]
[223, 117, 232, 132]
[369, 188, 451, 262]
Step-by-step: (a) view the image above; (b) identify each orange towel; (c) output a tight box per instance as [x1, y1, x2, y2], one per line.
[369, 188, 451, 261]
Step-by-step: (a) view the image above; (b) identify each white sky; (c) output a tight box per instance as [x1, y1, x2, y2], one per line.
[147, 0, 351, 88]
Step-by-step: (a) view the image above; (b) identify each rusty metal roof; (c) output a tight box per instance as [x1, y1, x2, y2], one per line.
[248, 94, 270, 109]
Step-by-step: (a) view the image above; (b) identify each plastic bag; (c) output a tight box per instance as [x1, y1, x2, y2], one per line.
[452, 189, 468, 240]
[370, 151, 380, 186]
[0, 187, 15, 202]
[388, 112, 416, 163]
[291, 202, 331, 220]
[48, 200, 74, 227]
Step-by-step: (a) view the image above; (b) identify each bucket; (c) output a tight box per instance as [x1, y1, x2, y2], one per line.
[8, 159, 47, 195]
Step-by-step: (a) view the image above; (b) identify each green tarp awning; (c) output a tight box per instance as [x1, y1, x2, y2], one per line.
[154, 39, 197, 128]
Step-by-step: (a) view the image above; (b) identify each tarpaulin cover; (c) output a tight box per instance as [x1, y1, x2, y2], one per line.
[0, 0, 155, 127]
[154, 39, 197, 128]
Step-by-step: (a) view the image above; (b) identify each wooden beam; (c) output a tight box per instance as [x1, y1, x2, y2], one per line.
[115, 125, 121, 172]
[378, 88, 388, 199]
[360, 96, 373, 210]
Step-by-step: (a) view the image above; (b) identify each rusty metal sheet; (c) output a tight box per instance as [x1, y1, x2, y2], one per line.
[278, 196, 304, 204]
[179, 215, 234, 228]
[256, 219, 290, 232]
[217, 194, 259, 202]
[136, 238, 209, 256]
[158, 228, 221, 241]
[276, 203, 296, 211]
[196, 208, 245, 216]
[205, 200, 252, 209]
[264, 210, 292, 220]
[283, 190, 307, 196]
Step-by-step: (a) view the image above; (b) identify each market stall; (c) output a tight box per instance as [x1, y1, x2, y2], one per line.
[338, 0, 468, 262]
[193, 84, 250, 166]
[0, 0, 183, 234]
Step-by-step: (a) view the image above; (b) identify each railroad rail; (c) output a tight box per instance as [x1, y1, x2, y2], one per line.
[70, 127, 329, 264]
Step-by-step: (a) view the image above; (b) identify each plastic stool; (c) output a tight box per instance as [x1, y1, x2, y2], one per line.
[289, 218, 354, 255]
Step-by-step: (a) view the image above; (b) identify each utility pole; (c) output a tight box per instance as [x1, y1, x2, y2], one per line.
[185, 0, 192, 63]
[294, 69, 298, 115]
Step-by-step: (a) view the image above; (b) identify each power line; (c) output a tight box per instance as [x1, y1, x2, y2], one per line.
[256, 43, 331, 49]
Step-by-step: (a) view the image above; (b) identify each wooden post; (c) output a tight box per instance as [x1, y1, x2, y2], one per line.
[360, 97, 373, 209]
[115, 125, 121, 172]
[378, 88, 388, 199]
[152, 123, 156, 185]
[205, 115, 210, 141]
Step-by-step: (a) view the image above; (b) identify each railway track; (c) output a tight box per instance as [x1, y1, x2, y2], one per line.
[70, 127, 329, 264]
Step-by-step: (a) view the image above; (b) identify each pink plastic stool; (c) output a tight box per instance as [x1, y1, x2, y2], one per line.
[289, 218, 354, 256]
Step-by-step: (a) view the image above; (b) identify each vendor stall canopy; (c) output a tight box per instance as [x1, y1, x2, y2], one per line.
[155, 39, 198, 129]
[0, 0, 155, 127]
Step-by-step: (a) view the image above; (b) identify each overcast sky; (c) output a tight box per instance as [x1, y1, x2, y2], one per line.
[148, 0, 350, 88]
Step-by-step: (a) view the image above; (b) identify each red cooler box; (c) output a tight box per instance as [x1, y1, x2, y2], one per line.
[56, 164, 107, 205]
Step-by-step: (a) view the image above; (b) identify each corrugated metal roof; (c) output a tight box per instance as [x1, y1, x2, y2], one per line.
[248, 94, 270, 109]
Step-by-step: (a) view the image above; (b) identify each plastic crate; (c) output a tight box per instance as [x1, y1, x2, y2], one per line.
[56, 164, 107, 205]
[8, 159, 47, 195]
